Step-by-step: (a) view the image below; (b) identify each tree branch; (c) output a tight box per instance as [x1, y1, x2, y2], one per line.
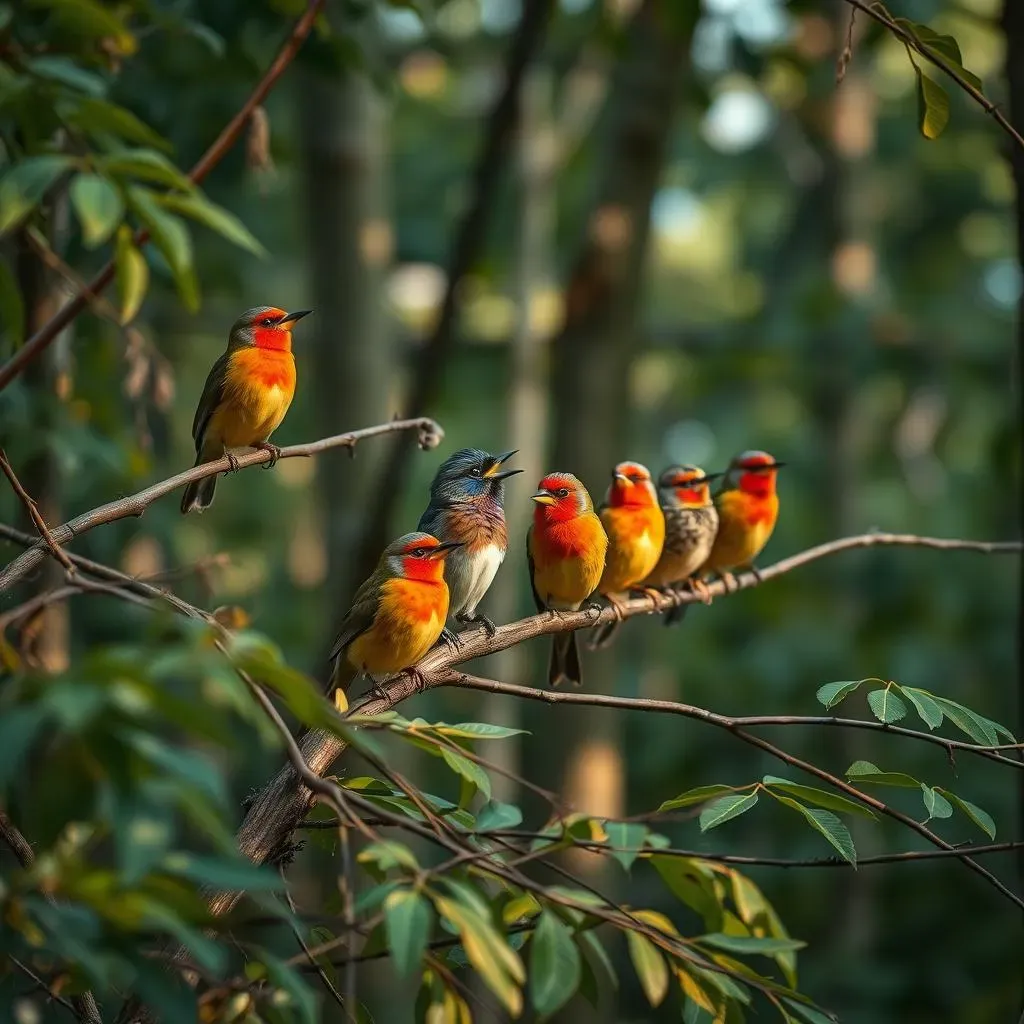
[0, 448, 75, 573]
[0, 416, 442, 593]
[225, 531, 1020, 918]
[0, 0, 326, 393]
[840, 0, 1024, 151]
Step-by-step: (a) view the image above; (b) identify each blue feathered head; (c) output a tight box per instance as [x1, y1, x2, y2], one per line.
[425, 448, 521, 506]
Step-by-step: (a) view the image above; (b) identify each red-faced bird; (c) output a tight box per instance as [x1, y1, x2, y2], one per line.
[589, 461, 665, 647]
[180, 305, 310, 514]
[329, 532, 462, 695]
[645, 465, 722, 627]
[417, 448, 521, 638]
[527, 473, 608, 687]
[701, 450, 784, 586]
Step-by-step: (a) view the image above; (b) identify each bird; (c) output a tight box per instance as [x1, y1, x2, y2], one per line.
[417, 448, 521, 638]
[527, 473, 608, 687]
[589, 461, 665, 648]
[700, 450, 784, 588]
[180, 305, 311, 514]
[644, 465, 722, 627]
[329, 531, 462, 697]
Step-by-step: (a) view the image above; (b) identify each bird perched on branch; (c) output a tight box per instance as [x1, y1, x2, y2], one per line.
[528, 473, 608, 688]
[180, 306, 311, 515]
[701, 450, 784, 587]
[589, 461, 665, 649]
[417, 448, 521, 638]
[645, 465, 722, 628]
[329, 532, 462, 697]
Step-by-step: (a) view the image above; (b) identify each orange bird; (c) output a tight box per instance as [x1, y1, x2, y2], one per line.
[330, 532, 462, 696]
[180, 305, 310, 514]
[528, 473, 608, 687]
[701, 450, 784, 586]
[590, 461, 665, 647]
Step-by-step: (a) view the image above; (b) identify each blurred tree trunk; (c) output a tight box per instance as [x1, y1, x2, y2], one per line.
[298, 62, 394, 1024]
[299, 67, 393, 655]
[1000, 0, 1024, 918]
[546, 8, 691, 1007]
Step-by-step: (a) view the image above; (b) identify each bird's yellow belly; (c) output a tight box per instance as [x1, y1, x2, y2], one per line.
[347, 583, 447, 677]
[210, 382, 292, 448]
[706, 518, 771, 573]
[600, 530, 663, 593]
[534, 555, 602, 610]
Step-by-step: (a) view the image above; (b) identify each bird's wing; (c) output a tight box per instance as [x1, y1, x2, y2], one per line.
[191, 352, 232, 449]
[328, 576, 382, 664]
[526, 525, 544, 613]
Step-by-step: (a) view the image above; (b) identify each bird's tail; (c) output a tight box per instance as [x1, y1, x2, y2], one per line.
[330, 657, 358, 697]
[180, 456, 218, 514]
[549, 631, 582, 688]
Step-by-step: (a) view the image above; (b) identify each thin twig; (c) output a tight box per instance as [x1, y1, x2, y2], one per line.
[0, 416, 443, 593]
[10, 957, 82, 1020]
[339, 827, 357, 1023]
[841, 0, 1024, 150]
[0, 0, 327, 392]
[0, 448, 75, 573]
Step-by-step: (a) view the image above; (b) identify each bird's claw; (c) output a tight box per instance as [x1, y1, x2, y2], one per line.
[225, 452, 241, 474]
[689, 578, 713, 605]
[458, 612, 497, 637]
[439, 627, 462, 653]
[585, 602, 603, 619]
[403, 667, 427, 693]
[747, 564, 763, 584]
[255, 442, 282, 469]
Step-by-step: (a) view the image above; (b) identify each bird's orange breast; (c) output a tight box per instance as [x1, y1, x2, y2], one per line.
[598, 504, 665, 593]
[346, 577, 449, 677]
[530, 514, 608, 610]
[209, 348, 296, 449]
[703, 490, 778, 573]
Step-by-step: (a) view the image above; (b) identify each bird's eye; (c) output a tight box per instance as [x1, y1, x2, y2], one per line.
[262, 317, 275, 327]
[469, 467, 482, 477]
[556, 488, 569, 498]
[411, 547, 425, 558]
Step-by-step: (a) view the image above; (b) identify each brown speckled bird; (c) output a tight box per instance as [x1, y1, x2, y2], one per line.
[645, 465, 722, 627]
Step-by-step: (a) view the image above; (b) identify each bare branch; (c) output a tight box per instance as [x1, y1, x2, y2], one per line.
[0, 0, 327, 392]
[0, 416, 443, 593]
[0, 448, 75, 573]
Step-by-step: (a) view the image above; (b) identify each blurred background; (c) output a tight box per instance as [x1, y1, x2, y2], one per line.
[1, 0, 1022, 1020]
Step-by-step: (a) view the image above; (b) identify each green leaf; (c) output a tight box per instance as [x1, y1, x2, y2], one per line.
[260, 950, 318, 1024]
[102, 150, 193, 191]
[357, 841, 419, 873]
[699, 934, 806, 955]
[440, 746, 491, 802]
[699, 791, 759, 832]
[71, 174, 123, 248]
[815, 679, 863, 709]
[900, 687, 943, 730]
[626, 930, 669, 1007]
[25, 55, 106, 96]
[783, 997, 839, 1024]
[530, 910, 581, 1018]
[773, 796, 856, 865]
[63, 98, 171, 151]
[159, 192, 266, 258]
[114, 226, 149, 323]
[762, 777, 877, 820]
[384, 889, 432, 978]
[915, 68, 950, 140]
[603, 821, 648, 871]
[867, 686, 907, 724]
[938, 790, 996, 839]
[433, 721, 528, 740]
[657, 784, 736, 812]
[650, 856, 723, 930]
[126, 186, 198, 310]
[0, 155, 75, 234]
[845, 761, 920, 788]
[476, 799, 523, 832]
[930, 697, 999, 746]
[902, 20, 984, 92]
[576, 928, 617, 991]
[920, 785, 953, 821]
[30, 0, 136, 53]
[434, 895, 524, 1016]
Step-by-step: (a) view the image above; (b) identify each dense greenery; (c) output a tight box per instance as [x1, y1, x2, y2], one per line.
[1, 0, 1021, 1022]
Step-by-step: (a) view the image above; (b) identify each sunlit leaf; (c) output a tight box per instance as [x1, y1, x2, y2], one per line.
[699, 933, 806, 955]
[915, 68, 950, 140]
[626, 930, 669, 1007]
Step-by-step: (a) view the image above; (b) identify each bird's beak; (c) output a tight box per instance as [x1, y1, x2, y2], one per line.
[702, 471, 725, 483]
[428, 540, 464, 559]
[531, 490, 557, 506]
[614, 472, 631, 486]
[769, 461, 786, 470]
[279, 309, 312, 326]
[484, 450, 522, 480]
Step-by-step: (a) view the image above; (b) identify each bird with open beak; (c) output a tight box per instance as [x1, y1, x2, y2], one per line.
[417, 448, 522, 637]
[180, 305, 311, 514]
